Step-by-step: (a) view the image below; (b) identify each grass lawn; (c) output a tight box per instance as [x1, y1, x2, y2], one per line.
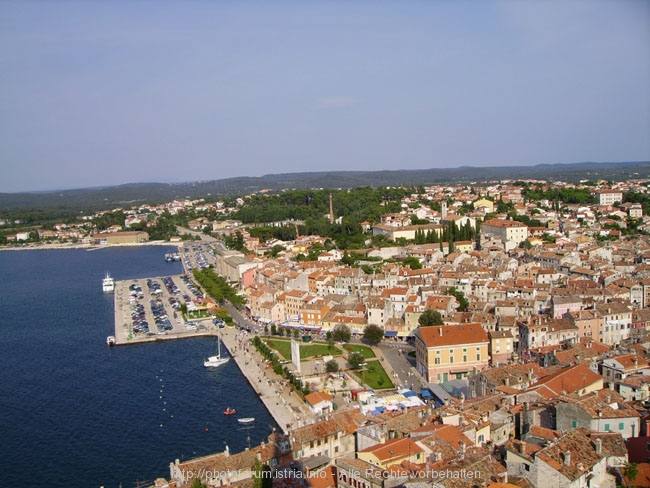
[343, 344, 376, 359]
[351, 359, 394, 390]
[265, 338, 341, 361]
[186, 309, 211, 320]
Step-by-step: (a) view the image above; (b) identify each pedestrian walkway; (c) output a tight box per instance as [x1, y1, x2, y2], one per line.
[219, 326, 316, 434]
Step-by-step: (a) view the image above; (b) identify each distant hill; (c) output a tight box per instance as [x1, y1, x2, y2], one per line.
[1, 161, 648, 212]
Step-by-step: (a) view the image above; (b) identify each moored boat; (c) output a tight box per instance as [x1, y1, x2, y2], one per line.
[204, 335, 229, 367]
[102, 272, 114, 292]
[237, 417, 254, 424]
[106, 335, 116, 346]
[224, 407, 236, 415]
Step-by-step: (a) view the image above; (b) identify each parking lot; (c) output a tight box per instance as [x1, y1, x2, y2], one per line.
[113, 273, 219, 344]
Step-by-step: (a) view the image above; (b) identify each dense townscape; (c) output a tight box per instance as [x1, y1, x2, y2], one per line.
[5, 177, 650, 488]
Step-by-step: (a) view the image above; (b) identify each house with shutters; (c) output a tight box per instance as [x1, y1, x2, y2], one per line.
[414, 323, 489, 383]
[555, 389, 641, 439]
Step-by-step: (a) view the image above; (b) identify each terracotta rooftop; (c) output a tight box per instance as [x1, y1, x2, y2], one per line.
[535, 429, 603, 481]
[415, 323, 488, 347]
[359, 437, 423, 462]
[529, 362, 602, 397]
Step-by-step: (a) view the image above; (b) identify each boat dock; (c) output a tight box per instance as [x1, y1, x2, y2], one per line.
[111, 275, 316, 433]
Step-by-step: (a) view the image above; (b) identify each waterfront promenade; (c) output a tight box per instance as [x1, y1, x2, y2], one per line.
[218, 326, 317, 434]
[112, 278, 316, 433]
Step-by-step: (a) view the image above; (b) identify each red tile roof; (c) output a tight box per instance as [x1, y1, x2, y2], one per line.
[415, 323, 489, 347]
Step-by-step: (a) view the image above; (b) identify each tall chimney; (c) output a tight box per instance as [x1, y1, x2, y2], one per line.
[329, 193, 334, 224]
[595, 438, 602, 454]
[564, 451, 571, 466]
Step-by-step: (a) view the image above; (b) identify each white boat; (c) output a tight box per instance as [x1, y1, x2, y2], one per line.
[204, 335, 229, 367]
[106, 336, 116, 346]
[237, 417, 255, 424]
[102, 272, 115, 292]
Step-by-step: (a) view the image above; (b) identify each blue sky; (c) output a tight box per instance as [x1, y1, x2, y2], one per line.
[1, 1, 649, 193]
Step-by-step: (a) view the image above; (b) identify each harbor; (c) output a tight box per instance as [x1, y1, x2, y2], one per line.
[111, 276, 221, 346]
[109, 268, 316, 434]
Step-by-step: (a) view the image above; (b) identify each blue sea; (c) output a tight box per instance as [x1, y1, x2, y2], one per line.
[0, 247, 276, 488]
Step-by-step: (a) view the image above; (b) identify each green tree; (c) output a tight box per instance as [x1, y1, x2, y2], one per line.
[191, 478, 208, 488]
[624, 462, 638, 486]
[332, 324, 352, 342]
[265, 244, 285, 258]
[403, 256, 422, 269]
[363, 324, 384, 344]
[325, 359, 339, 373]
[419, 309, 444, 326]
[447, 286, 469, 312]
[348, 351, 365, 369]
[340, 251, 355, 266]
[519, 239, 532, 249]
[252, 458, 264, 488]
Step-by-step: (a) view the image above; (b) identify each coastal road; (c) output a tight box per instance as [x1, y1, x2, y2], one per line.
[176, 226, 218, 243]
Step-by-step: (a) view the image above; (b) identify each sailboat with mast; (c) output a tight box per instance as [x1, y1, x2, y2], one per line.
[204, 334, 229, 368]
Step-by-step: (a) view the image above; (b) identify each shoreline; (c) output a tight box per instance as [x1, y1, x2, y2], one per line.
[111, 277, 314, 434]
[0, 241, 181, 252]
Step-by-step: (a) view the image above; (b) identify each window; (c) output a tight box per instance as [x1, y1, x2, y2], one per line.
[450, 356, 454, 364]
[435, 357, 441, 365]
[463, 348, 467, 352]
[463, 355, 467, 362]
[477, 354, 481, 361]
[605, 424, 610, 432]
[572, 421, 578, 428]
[450, 349, 454, 354]
[619, 422, 625, 431]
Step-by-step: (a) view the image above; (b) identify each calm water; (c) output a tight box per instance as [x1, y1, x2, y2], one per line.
[0, 247, 276, 488]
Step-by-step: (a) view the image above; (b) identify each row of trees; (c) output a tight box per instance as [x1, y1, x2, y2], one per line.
[192, 268, 245, 306]
[251, 336, 308, 396]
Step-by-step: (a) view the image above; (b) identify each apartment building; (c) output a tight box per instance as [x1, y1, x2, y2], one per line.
[414, 323, 489, 383]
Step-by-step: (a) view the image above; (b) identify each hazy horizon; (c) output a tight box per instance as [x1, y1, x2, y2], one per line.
[1, 1, 649, 193]
[2, 159, 647, 195]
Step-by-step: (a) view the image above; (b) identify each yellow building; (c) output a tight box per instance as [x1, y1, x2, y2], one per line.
[454, 240, 474, 253]
[473, 198, 495, 213]
[414, 323, 489, 383]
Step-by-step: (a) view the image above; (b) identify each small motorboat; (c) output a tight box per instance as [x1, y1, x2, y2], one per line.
[224, 407, 236, 415]
[238, 417, 254, 424]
